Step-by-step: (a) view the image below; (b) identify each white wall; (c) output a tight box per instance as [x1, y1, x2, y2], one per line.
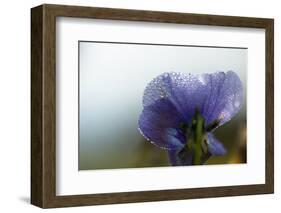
[0, 0, 279, 212]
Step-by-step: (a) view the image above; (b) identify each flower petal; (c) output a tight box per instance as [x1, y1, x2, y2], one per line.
[201, 71, 244, 127]
[168, 148, 193, 166]
[168, 145, 211, 166]
[207, 133, 226, 156]
[138, 98, 186, 149]
[142, 72, 208, 124]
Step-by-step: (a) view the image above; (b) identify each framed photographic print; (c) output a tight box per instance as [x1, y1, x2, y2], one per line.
[31, 4, 274, 208]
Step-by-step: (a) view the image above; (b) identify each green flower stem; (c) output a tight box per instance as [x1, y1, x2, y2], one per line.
[191, 109, 205, 165]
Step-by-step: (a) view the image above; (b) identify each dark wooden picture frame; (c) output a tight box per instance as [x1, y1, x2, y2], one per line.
[31, 4, 274, 208]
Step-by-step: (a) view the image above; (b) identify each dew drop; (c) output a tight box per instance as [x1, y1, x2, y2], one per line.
[234, 100, 240, 108]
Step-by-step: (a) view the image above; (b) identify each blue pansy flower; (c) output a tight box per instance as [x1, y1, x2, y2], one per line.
[138, 71, 244, 166]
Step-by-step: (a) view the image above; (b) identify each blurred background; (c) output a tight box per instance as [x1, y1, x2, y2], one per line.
[79, 41, 247, 170]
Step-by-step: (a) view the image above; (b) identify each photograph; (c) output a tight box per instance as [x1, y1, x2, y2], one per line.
[78, 41, 247, 170]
